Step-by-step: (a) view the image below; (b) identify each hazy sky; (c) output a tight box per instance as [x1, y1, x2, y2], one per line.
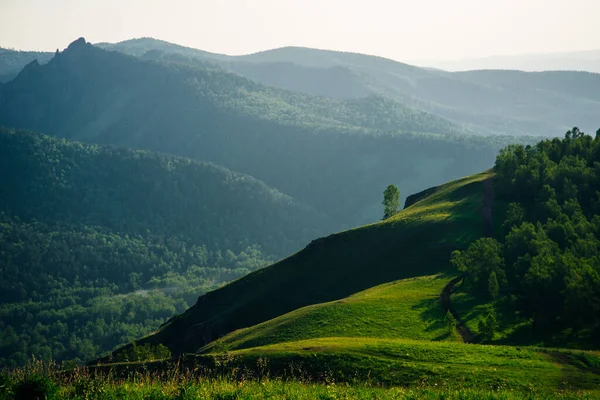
[1, 0, 598, 61]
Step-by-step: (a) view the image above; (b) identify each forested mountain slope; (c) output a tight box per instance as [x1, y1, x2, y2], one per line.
[102, 38, 600, 137]
[2, 38, 599, 137]
[0, 127, 326, 256]
[0, 127, 327, 367]
[0, 38, 501, 226]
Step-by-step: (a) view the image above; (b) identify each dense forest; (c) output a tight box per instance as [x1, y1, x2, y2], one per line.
[0, 215, 270, 367]
[452, 128, 600, 344]
[0, 127, 329, 367]
[0, 127, 327, 256]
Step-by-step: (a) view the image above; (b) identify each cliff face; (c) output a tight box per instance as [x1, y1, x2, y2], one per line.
[403, 186, 439, 209]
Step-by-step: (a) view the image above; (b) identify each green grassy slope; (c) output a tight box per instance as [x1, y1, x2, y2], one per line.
[108, 172, 491, 358]
[99, 337, 600, 392]
[225, 338, 600, 390]
[201, 274, 457, 353]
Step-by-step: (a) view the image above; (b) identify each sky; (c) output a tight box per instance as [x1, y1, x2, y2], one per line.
[0, 0, 598, 62]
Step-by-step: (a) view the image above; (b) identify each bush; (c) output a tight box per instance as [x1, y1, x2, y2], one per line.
[14, 374, 58, 400]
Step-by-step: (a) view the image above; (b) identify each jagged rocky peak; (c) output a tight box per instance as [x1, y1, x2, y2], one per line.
[15, 59, 41, 78]
[23, 59, 40, 69]
[66, 37, 88, 51]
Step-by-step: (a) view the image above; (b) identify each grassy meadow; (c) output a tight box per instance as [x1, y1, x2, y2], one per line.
[2, 358, 599, 400]
[202, 274, 458, 353]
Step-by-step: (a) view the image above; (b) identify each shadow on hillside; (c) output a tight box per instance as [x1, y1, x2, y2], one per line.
[411, 297, 447, 340]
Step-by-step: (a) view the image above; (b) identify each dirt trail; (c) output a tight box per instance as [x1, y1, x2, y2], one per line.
[440, 276, 475, 343]
[440, 178, 494, 343]
[483, 177, 494, 237]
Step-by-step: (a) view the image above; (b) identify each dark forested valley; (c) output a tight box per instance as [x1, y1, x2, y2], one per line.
[0, 127, 325, 366]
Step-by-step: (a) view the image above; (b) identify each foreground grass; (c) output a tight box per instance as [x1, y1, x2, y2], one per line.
[203, 274, 458, 353]
[222, 337, 600, 391]
[92, 337, 600, 394]
[2, 362, 599, 400]
[3, 381, 599, 400]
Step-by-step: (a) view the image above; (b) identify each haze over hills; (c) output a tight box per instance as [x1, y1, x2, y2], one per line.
[100, 38, 600, 137]
[0, 48, 54, 83]
[3, 38, 600, 138]
[416, 49, 600, 73]
[0, 38, 503, 228]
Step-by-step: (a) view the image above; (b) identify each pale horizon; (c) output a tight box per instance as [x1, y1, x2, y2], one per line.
[1, 0, 598, 64]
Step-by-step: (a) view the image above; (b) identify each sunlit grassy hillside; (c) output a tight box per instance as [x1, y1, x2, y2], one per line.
[108, 172, 491, 358]
[222, 337, 600, 391]
[201, 274, 457, 353]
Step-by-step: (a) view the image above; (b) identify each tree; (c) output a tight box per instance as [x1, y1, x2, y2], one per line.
[502, 202, 525, 235]
[488, 271, 499, 300]
[382, 184, 400, 220]
[450, 238, 505, 294]
[478, 310, 497, 342]
[445, 310, 457, 338]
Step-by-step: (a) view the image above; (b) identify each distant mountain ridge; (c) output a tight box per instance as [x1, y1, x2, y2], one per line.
[417, 49, 600, 73]
[100, 38, 600, 137]
[2, 38, 600, 136]
[0, 47, 54, 82]
[0, 38, 502, 227]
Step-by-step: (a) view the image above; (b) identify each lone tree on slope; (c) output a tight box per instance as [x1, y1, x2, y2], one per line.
[382, 184, 400, 220]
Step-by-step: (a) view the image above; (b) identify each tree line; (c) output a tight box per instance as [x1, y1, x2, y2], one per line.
[452, 128, 600, 343]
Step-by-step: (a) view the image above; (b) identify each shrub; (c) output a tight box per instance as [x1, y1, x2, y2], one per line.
[14, 374, 58, 400]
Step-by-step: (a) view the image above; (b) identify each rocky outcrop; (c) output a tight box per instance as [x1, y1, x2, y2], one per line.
[403, 185, 438, 209]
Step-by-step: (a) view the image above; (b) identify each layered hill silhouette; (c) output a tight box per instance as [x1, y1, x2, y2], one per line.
[101, 38, 600, 137]
[0, 48, 54, 83]
[423, 48, 600, 73]
[3, 38, 600, 137]
[0, 38, 503, 227]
